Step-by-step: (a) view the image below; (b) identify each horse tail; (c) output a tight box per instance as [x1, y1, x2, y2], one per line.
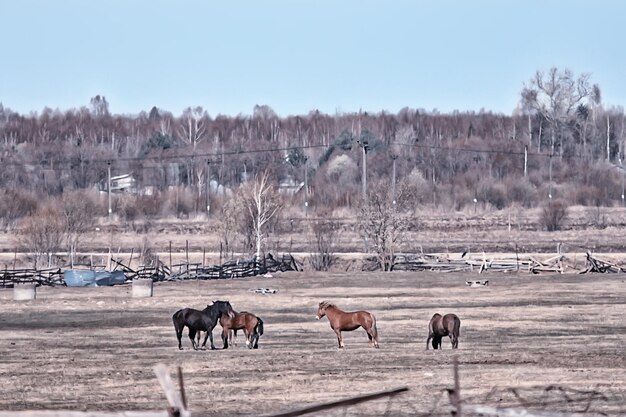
[172, 309, 183, 332]
[172, 309, 185, 349]
[454, 316, 461, 337]
[371, 313, 378, 341]
[256, 317, 264, 336]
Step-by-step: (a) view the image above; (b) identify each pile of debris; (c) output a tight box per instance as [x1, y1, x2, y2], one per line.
[147, 253, 300, 281]
[581, 251, 626, 273]
[381, 251, 625, 275]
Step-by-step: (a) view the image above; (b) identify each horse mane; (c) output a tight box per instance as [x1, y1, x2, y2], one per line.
[319, 301, 336, 310]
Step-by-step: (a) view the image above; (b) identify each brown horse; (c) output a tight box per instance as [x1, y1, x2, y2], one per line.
[316, 301, 379, 349]
[426, 313, 461, 350]
[219, 310, 264, 349]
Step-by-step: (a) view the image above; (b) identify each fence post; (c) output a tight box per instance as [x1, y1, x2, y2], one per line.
[452, 356, 462, 417]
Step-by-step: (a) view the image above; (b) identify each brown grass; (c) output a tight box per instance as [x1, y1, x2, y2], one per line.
[0, 271, 624, 416]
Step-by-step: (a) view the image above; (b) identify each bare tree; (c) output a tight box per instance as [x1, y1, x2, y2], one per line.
[540, 199, 569, 231]
[17, 204, 65, 268]
[59, 191, 98, 266]
[179, 106, 207, 150]
[239, 171, 283, 259]
[359, 180, 413, 271]
[217, 196, 241, 255]
[309, 215, 338, 271]
[89, 95, 110, 117]
[521, 68, 592, 156]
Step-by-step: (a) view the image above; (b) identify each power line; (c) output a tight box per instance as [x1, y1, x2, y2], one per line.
[0, 140, 613, 170]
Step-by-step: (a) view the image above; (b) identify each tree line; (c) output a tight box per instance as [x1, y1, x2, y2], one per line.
[0, 68, 624, 228]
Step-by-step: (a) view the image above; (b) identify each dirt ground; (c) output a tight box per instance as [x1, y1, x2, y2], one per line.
[0, 271, 624, 416]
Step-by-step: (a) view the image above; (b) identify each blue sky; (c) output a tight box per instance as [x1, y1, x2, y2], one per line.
[1, 0, 624, 117]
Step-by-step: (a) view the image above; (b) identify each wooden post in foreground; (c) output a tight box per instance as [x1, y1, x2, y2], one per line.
[449, 355, 462, 417]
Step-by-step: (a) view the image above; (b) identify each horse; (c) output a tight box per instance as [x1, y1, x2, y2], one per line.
[315, 301, 379, 349]
[219, 310, 264, 349]
[172, 300, 235, 350]
[426, 313, 461, 350]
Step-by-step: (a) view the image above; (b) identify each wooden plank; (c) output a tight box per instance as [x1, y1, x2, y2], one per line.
[265, 387, 408, 417]
[153, 364, 189, 417]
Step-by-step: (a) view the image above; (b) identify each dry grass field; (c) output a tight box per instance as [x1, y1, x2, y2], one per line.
[0, 271, 624, 416]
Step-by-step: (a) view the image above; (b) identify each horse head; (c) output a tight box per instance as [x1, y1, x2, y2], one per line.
[316, 301, 331, 320]
[212, 300, 236, 319]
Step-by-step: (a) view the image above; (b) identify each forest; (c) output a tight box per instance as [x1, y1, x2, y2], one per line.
[0, 68, 624, 241]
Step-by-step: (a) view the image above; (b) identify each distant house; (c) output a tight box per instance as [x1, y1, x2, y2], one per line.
[278, 176, 304, 195]
[98, 173, 137, 193]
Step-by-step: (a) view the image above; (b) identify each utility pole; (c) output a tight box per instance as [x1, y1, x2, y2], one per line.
[206, 160, 211, 214]
[548, 154, 553, 199]
[361, 142, 368, 200]
[107, 161, 112, 219]
[607, 114, 611, 161]
[391, 154, 398, 206]
[303, 157, 309, 217]
[619, 157, 625, 207]
[358, 125, 369, 202]
[524, 146, 528, 177]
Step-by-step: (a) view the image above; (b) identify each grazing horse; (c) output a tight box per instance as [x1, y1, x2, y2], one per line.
[219, 310, 264, 349]
[316, 301, 379, 349]
[172, 300, 235, 350]
[426, 313, 461, 350]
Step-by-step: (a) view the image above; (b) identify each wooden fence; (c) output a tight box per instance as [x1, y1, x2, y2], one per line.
[0, 254, 300, 288]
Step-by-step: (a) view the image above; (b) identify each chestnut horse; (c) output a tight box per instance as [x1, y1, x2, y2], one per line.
[219, 310, 264, 349]
[316, 301, 379, 348]
[426, 313, 461, 350]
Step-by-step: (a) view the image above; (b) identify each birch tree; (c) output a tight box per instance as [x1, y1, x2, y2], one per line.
[178, 106, 208, 192]
[178, 106, 207, 150]
[240, 171, 283, 259]
[521, 68, 592, 156]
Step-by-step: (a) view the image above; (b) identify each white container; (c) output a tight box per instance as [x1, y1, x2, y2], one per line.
[132, 278, 153, 298]
[14, 283, 36, 301]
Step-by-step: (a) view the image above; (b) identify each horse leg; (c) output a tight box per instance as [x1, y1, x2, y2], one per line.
[451, 332, 458, 349]
[432, 335, 441, 350]
[221, 328, 229, 349]
[174, 324, 184, 350]
[426, 332, 432, 350]
[367, 331, 379, 348]
[251, 327, 260, 349]
[208, 329, 216, 350]
[199, 329, 210, 350]
[334, 329, 344, 349]
[199, 329, 209, 349]
[189, 329, 198, 350]
[231, 329, 237, 346]
[244, 329, 253, 349]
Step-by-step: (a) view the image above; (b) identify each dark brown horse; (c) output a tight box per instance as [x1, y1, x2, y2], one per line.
[172, 300, 235, 350]
[426, 313, 461, 350]
[219, 310, 264, 349]
[316, 301, 379, 348]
